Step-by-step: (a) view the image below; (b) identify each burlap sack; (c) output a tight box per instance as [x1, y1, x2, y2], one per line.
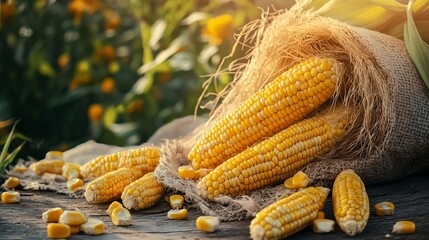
[154, 10, 429, 221]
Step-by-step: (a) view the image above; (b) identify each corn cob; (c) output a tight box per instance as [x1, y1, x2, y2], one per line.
[121, 172, 165, 211]
[47, 223, 71, 239]
[332, 169, 369, 236]
[189, 57, 341, 170]
[13, 164, 28, 174]
[84, 167, 144, 203]
[42, 207, 63, 223]
[30, 159, 64, 176]
[80, 146, 159, 179]
[250, 187, 329, 240]
[197, 106, 351, 200]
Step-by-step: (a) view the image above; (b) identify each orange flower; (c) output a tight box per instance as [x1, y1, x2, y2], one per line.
[202, 14, 234, 45]
[88, 104, 104, 123]
[101, 77, 115, 94]
[68, 0, 101, 21]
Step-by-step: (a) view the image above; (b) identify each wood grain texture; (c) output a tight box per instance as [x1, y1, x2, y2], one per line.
[1, 173, 428, 239]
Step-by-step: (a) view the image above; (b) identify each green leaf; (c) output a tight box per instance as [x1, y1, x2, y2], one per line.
[103, 107, 118, 127]
[0, 121, 18, 162]
[404, 0, 429, 89]
[0, 121, 24, 174]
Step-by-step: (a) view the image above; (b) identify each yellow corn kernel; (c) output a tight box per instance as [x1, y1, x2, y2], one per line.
[31, 159, 65, 176]
[332, 169, 369, 236]
[62, 163, 81, 180]
[198, 106, 351, 200]
[167, 209, 188, 220]
[121, 172, 165, 211]
[80, 146, 160, 179]
[3, 176, 20, 189]
[13, 165, 28, 174]
[283, 177, 297, 189]
[374, 202, 395, 216]
[392, 221, 415, 234]
[178, 165, 196, 179]
[250, 187, 330, 240]
[317, 211, 325, 219]
[169, 195, 185, 209]
[106, 201, 123, 216]
[194, 168, 213, 180]
[42, 207, 64, 223]
[1, 191, 20, 203]
[58, 210, 87, 226]
[189, 57, 341, 170]
[81, 218, 105, 235]
[70, 225, 80, 234]
[46, 151, 64, 160]
[196, 216, 220, 233]
[47, 223, 71, 239]
[67, 178, 84, 192]
[313, 219, 335, 233]
[111, 207, 131, 226]
[85, 167, 144, 203]
[292, 171, 310, 188]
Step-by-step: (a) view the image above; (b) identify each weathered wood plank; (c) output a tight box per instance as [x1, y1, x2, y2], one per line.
[1, 173, 429, 239]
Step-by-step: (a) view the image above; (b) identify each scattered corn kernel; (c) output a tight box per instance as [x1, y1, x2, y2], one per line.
[42, 207, 64, 223]
[3, 176, 20, 189]
[317, 211, 325, 219]
[111, 207, 131, 226]
[31, 159, 65, 176]
[46, 151, 64, 160]
[58, 210, 87, 226]
[169, 195, 185, 209]
[178, 165, 196, 179]
[62, 163, 81, 180]
[81, 218, 105, 235]
[167, 209, 188, 220]
[292, 171, 311, 188]
[283, 177, 297, 189]
[13, 165, 28, 174]
[47, 223, 71, 239]
[70, 225, 81, 234]
[392, 221, 415, 234]
[67, 178, 84, 192]
[1, 191, 20, 203]
[313, 219, 335, 233]
[196, 216, 220, 233]
[106, 201, 123, 216]
[374, 202, 395, 216]
[194, 169, 213, 180]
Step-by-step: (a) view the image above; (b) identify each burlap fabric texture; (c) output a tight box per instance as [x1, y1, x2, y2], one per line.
[154, 10, 429, 221]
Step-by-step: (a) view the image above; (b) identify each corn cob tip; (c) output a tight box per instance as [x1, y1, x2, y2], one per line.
[340, 220, 367, 236]
[250, 225, 266, 240]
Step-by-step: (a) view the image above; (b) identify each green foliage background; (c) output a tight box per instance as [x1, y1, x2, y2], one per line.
[0, 0, 293, 159]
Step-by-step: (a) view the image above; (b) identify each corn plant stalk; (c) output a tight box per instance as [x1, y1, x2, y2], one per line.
[0, 121, 25, 175]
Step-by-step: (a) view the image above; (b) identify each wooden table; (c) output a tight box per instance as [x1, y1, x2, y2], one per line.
[1, 173, 428, 239]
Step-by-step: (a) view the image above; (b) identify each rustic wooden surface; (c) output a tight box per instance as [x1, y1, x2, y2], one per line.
[1, 172, 429, 240]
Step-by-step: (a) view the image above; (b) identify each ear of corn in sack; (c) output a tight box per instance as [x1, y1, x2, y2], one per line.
[197, 105, 352, 200]
[189, 57, 341, 170]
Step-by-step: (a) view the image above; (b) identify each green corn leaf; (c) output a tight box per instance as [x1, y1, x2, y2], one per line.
[0, 121, 24, 174]
[404, 0, 429, 89]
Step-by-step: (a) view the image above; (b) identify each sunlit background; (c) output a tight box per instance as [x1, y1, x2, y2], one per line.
[0, 0, 294, 159]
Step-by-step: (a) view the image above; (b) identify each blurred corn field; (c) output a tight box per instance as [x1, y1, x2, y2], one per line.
[0, 0, 293, 160]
